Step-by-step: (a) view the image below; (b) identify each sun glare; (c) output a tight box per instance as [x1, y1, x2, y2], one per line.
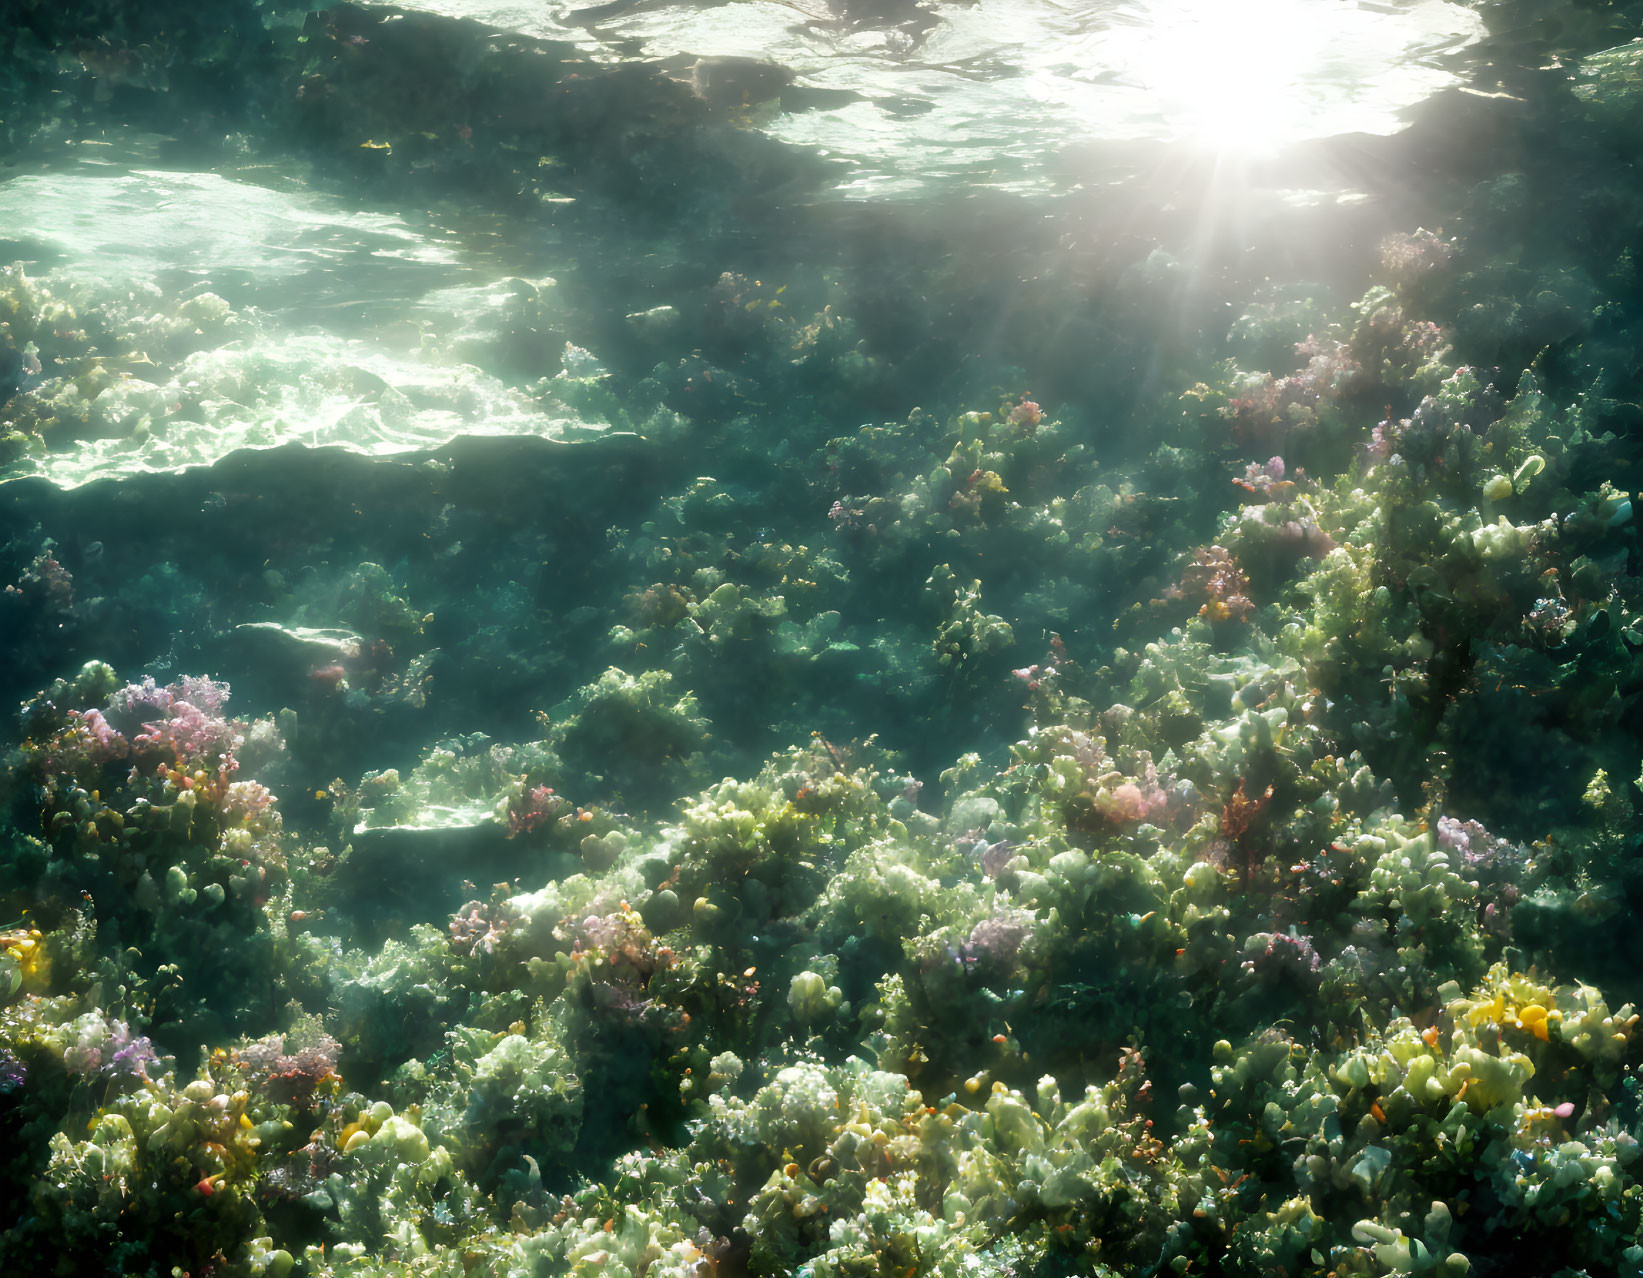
[1113, 0, 1355, 154]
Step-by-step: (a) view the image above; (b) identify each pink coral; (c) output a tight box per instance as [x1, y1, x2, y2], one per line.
[223, 779, 276, 822]
[449, 900, 510, 956]
[61, 708, 129, 768]
[174, 675, 232, 714]
[108, 677, 174, 729]
[506, 784, 562, 838]
[1093, 755, 1171, 825]
[1378, 228, 1454, 291]
[1233, 456, 1295, 502]
[6, 552, 73, 614]
[1008, 397, 1042, 430]
[137, 698, 243, 768]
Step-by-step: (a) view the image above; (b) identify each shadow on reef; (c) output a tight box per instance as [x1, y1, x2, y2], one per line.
[0, 435, 666, 783]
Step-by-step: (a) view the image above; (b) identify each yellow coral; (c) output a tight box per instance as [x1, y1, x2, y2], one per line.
[1, 927, 46, 988]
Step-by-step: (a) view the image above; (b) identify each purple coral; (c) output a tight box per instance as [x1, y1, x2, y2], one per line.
[64, 1017, 159, 1083]
[1435, 816, 1520, 870]
[1234, 457, 1292, 501]
[827, 500, 868, 532]
[576, 909, 646, 956]
[112, 676, 248, 775]
[1367, 412, 1399, 461]
[1437, 816, 1524, 938]
[107, 677, 175, 733]
[0, 1049, 24, 1094]
[112, 677, 242, 769]
[173, 675, 232, 714]
[109, 1035, 160, 1081]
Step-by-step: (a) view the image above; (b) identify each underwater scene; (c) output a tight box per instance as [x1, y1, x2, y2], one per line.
[7, 0, 1643, 1274]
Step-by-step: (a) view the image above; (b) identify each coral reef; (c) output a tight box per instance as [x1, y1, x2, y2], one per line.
[9, 1, 1643, 1275]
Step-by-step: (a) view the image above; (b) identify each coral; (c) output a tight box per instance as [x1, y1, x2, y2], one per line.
[1170, 544, 1255, 625]
[1, 666, 290, 1058]
[11, 16, 1643, 1270]
[1377, 228, 1456, 294]
[547, 668, 711, 807]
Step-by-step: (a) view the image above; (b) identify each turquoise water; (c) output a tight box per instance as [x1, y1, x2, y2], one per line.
[5, 2, 1643, 1275]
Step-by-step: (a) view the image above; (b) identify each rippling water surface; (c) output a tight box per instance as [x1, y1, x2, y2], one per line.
[0, 0, 1488, 485]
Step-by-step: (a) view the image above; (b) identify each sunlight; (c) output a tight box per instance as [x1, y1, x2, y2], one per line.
[1111, 0, 1374, 154]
